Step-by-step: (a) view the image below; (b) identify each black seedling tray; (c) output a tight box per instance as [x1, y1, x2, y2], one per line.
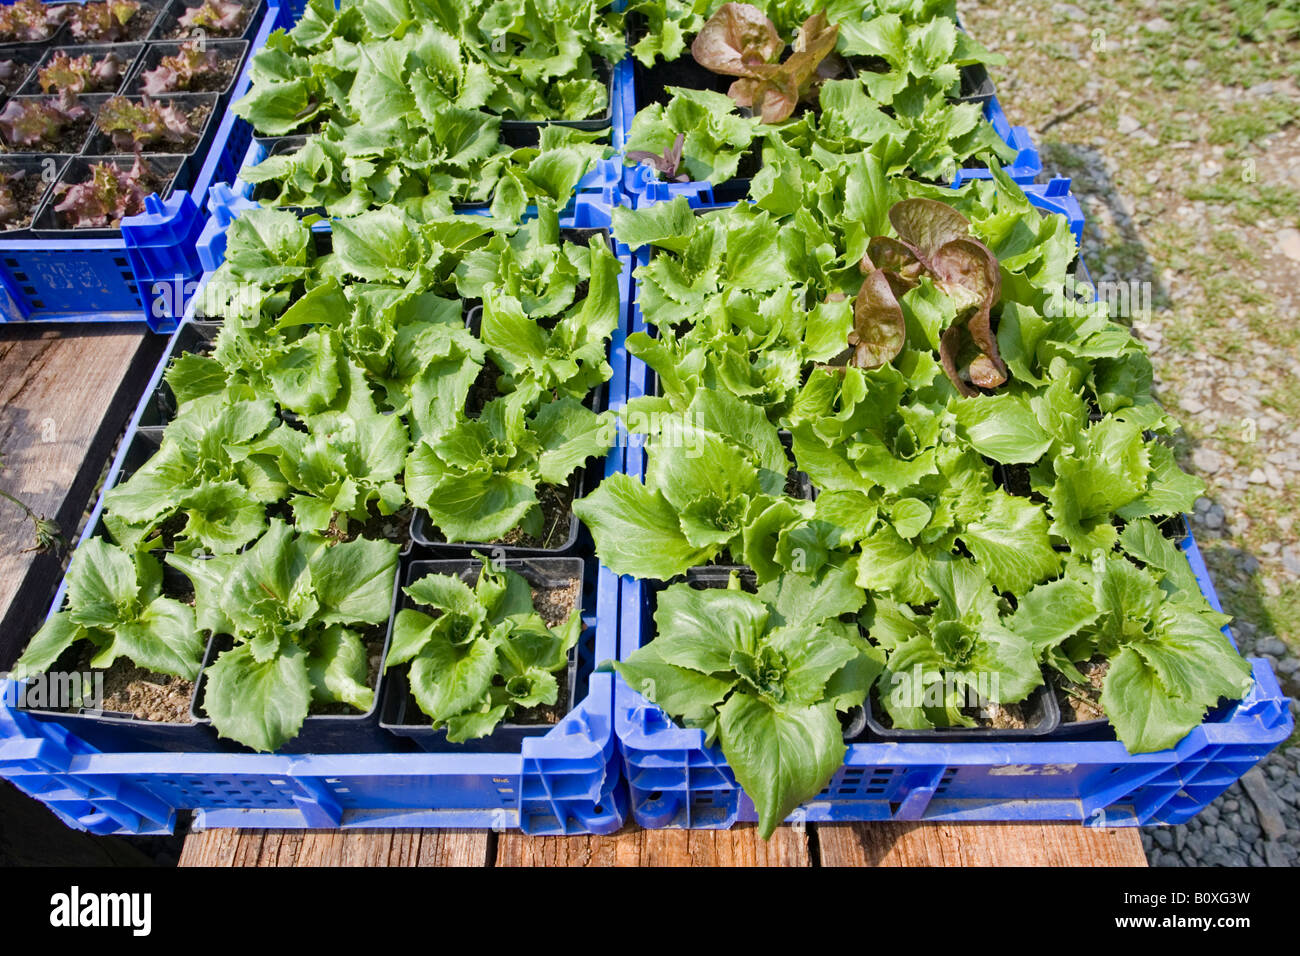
[0, 46, 42, 100]
[380, 556, 587, 753]
[15, 41, 142, 96]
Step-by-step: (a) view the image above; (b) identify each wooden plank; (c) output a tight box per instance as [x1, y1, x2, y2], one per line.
[815, 821, 1147, 867]
[0, 324, 163, 668]
[178, 828, 492, 867]
[494, 824, 811, 867]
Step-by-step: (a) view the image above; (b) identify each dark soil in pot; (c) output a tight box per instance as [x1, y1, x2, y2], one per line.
[328, 504, 414, 555]
[0, 156, 61, 231]
[0, 94, 99, 152]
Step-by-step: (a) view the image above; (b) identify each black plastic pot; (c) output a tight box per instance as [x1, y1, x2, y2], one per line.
[498, 58, 613, 149]
[0, 152, 69, 235]
[83, 91, 221, 172]
[0, 20, 68, 54]
[955, 62, 996, 105]
[149, 0, 266, 43]
[0, 46, 42, 101]
[63, 0, 167, 45]
[864, 671, 1061, 741]
[135, 319, 220, 428]
[31, 152, 185, 238]
[0, 91, 108, 153]
[659, 566, 865, 743]
[18, 560, 223, 754]
[15, 41, 142, 96]
[409, 228, 616, 559]
[124, 36, 248, 97]
[189, 568, 403, 754]
[380, 556, 588, 753]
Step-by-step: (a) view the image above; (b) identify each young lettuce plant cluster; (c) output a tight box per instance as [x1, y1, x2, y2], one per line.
[170, 521, 399, 752]
[583, 157, 1253, 835]
[0, 0, 66, 43]
[611, 565, 882, 836]
[52, 156, 154, 227]
[96, 95, 201, 151]
[625, 0, 1014, 186]
[177, 0, 246, 34]
[0, 92, 86, 149]
[15, 165, 616, 749]
[139, 40, 225, 94]
[231, 0, 622, 216]
[387, 553, 583, 741]
[38, 49, 130, 94]
[66, 0, 143, 43]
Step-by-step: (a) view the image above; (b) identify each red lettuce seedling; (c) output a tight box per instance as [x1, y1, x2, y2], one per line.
[38, 50, 129, 94]
[177, 0, 244, 34]
[139, 40, 221, 94]
[626, 132, 689, 182]
[691, 4, 841, 123]
[0, 92, 87, 149]
[0, 0, 67, 43]
[67, 0, 141, 42]
[852, 197, 1006, 394]
[96, 95, 198, 150]
[53, 155, 153, 228]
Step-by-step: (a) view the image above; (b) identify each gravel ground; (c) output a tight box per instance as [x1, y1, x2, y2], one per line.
[960, 0, 1300, 865]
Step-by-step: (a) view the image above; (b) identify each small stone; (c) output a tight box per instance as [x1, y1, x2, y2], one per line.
[1225, 850, 1249, 867]
[1241, 768, 1289, 840]
[1144, 16, 1173, 32]
[1204, 507, 1225, 530]
[1249, 851, 1265, 867]
[1258, 637, 1288, 657]
[1282, 548, 1300, 576]
[1117, 114, 1142, 135]
[1192, 447, 1223, 473]
[1239, 554, 1260, 575]
[1248, 469, 1268, 484]
[1224, 799, 1240, 813]
[1278, 658, 1300, 675]
[1175, 827, 1187, 852]
[1279, 228, 1300, 262]
[1153, 828, 1174, 849]
[1180, 397, 1205, 415]
[1217, 823, 1239, 845]
[1265, 842, 1289, 867]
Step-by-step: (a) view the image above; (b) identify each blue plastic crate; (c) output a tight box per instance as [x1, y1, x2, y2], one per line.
[611, 236, 1293, 831]
[0, 196, 636, 836]
[0, 0, 287, 332]
[1024, 177, 1085, 246]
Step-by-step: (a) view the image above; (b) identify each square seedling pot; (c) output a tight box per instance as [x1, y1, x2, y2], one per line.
[82, 90, 221, 177]
[380, 556, 587, 753]
[863, 675, 1061, 741]
[62, 0, 167, 46]
[15, 41, 143, 96]
[17, 556, 223, 754]
[408, 228, 616, 559]
[186, 569, 406, 755]
[149, 0, 267, 44]
[498, 58, 613, 149]
[0, 45, 42, 99]
[30, 152, 185, 239]
[0, 152, 70, 235]
[124, 36, 249, 98]
[0, 91, 109, 153]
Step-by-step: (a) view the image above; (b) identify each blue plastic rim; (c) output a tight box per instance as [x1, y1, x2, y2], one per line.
[0, 0, 287, 332]
[612, 231, 1293, 831]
